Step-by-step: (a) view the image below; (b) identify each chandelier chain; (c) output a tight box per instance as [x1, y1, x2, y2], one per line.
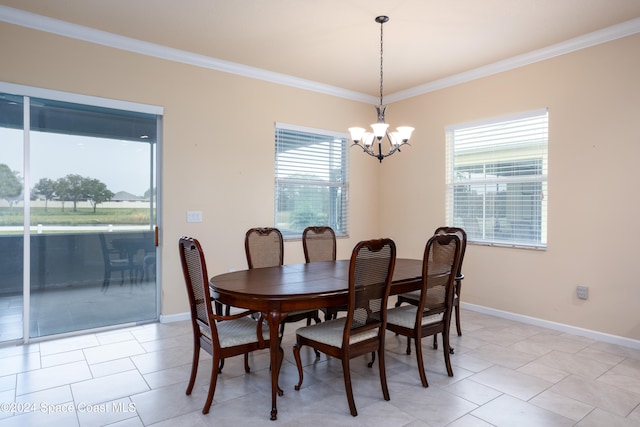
[379, 19, 384, 107]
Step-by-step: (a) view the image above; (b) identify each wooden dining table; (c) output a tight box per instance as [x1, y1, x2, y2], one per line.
[209, 258, 423, 420]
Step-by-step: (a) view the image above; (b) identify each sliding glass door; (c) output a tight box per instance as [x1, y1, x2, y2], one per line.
[0, 88, 161, 342]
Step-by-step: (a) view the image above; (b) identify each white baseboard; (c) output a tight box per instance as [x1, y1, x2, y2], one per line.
[462, 302, 640, 350]
[159, 312, 190, 323]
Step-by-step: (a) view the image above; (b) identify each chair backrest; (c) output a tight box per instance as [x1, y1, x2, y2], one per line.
[179, 236, 218, 345]
[345, 238, 396, 339]
[98, 233, 112, 264]
[421, 234, 462, 314]
[302, 226, 336, 263]
[434, 227, 466, 277]
[98, 233, 125, 265]
[245, 227, 284, 269]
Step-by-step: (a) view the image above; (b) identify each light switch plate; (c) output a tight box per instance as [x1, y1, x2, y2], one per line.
[186, 211, 202, 223]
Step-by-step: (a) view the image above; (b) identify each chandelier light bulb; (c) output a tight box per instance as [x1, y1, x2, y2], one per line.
[348, 127, 366, 143]
[371, 122, 389, 138]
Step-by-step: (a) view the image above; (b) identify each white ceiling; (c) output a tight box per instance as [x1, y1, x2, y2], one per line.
[2, 0, 640, 101]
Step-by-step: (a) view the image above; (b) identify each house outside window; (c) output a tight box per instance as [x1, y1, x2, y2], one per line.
[274, 123, 348, 239]
[446, 109, 548, 248]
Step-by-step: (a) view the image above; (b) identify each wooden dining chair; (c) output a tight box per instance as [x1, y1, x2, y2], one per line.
[293, 238, 396, 416]
[396, 226, 467, 349]
[99, 233, 133, 291]
[179, 236, 271, 414]
[385, 233, 461, 387]
[245, 227, 321, 340]
[302, 226, 336, 263]
[302, 226, 345, 321]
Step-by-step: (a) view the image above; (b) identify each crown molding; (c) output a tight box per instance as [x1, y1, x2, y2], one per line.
[2, 5, 639, 105]
[386, 17, 640, 103]
[0, 5, 376, 104]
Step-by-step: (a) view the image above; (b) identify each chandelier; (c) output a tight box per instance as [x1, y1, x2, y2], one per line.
[349, 16, 414, 163]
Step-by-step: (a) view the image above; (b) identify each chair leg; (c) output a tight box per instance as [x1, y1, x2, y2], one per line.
[377, 348, 390, 401]
[203, 354, 221, 414]
[341, 357, 358, 416]
[293, 342, 304, 390]
[455, 281, 463, 336]
[406, 336, 411, 355]
[244, 353, 250, 373]
[218, 358, 225, 373]
[309, 315, 322, 357]
[102, 270, 110, 291]
[367, 351, 375, 368]
[186, 342, 200, 395]
[414, 334, 429, 388]
[433, 334, 438, 350]
[442, 328, 454, 377]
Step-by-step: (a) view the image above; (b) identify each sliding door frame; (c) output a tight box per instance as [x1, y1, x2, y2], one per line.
[0, 81, 163, 344]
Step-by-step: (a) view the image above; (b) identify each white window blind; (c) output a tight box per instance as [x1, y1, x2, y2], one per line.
[274, 123, 348, 239]
[446, 109, 548, 248]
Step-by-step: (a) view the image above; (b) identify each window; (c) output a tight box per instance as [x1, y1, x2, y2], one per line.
[275, 123, 348, 239]
[446, 109, 548, 248]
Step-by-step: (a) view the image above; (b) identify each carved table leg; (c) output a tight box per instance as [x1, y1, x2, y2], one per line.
[268, 309, 284, 420]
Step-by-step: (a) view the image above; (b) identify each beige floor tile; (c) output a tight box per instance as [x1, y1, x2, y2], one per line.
[130, 381, 213, 425]
[0, 403, 80, 426]
[446, 414, 499, 427]
[16, 360, 91, 395]
[549, 374, 640, 417]
[71, 370, 149, 406]
[465, 343, 538, 369]
[146, 411, 208, 427]
[468, 365, 553, 400]
[83, 340, 146, 365]
[0, 389, 16, 420]
[75, 397, 139, 427]
[443, 378, 503, 405]
[597, 357, 640, 395]
[41, 349, 86, 368]
[526, 333, 592, 354]
[130, 346, 204, 376]
[0, 352, 41, 376]
[384, 385, 478, 426]
[587, 341, 640, 360]
[529, 389, 594, 421]
[14, 384, 72, 408]
[536, 349, 614, 379]
[38, 334, 100, 356]
[0, 375, 15, 393]
[516, 360, 570, 383]
[574, 407, 640, 427]
[89, 358, 138, 378]
[472, 394, 574, 426]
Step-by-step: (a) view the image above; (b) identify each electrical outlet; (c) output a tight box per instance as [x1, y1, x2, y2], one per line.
[186, 211, 202, 223]
[576, 285, 588, 300]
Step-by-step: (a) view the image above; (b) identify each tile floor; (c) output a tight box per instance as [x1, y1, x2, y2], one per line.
[1, 308, 640, 426]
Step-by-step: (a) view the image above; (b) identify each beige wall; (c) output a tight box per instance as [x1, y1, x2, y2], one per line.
[0, 23, 384, 318]
[383, 34, 640, 340]
[2, 22, 639, 341]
